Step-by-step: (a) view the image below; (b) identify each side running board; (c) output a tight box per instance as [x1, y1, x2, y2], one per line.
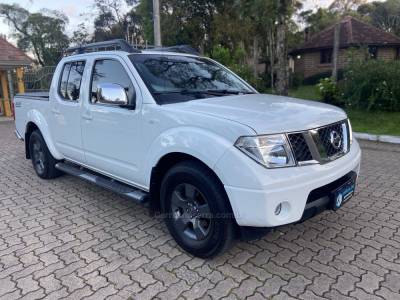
[55, 162, 149, 205]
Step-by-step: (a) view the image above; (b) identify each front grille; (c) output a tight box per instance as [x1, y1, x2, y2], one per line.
[317, 122, 345, 157]
[288, 120, 349, 164]
[288, 133, 313, 161]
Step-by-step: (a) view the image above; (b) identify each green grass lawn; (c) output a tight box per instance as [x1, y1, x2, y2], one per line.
[345, 109, 400, 136]
[288, 85, 400, 136]
[288, 85, 320, 101]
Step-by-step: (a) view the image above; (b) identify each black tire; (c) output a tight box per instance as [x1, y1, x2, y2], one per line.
[160, 160, 235, 258]
[29, 130, 62, 179]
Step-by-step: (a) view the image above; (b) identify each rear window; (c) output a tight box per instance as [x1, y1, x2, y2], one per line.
[58, 61, 86, 101]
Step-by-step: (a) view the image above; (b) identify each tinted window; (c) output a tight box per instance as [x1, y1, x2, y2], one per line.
[368, 46, 378, 59]
[90, 59, 135, 104]
[129, 54, 253, 104]
[59, 63, 72, 99]
[58, 61, 85, 101]
[320, 49, 332, 64]
[66, 61, 85, 100]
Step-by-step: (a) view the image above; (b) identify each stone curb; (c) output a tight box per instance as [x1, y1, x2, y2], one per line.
[354, 132, 400, 144]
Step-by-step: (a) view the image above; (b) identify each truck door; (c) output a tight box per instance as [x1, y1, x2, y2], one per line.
[51, 60, 86, 162]
[80, 57, 143, 187]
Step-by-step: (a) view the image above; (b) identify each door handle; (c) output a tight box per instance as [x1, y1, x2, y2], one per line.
[82, 114, 93, 121]
[52, 108, 60, 115]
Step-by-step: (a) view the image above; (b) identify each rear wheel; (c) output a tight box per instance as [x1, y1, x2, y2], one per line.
[161, 160, 235, 258]
[29, 130, 62, 179]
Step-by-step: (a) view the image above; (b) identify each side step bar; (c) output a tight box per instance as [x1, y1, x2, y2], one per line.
[55, 162, 149, 205]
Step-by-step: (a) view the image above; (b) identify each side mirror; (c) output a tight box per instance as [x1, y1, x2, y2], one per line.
[96, 83, 128, 105]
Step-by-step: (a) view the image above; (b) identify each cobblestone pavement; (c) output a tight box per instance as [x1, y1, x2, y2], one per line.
[1, 121, 400, 300]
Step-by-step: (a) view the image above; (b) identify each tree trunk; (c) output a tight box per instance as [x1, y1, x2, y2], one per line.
[153, 0, 162, 47]
[268, 28, 275, 90]
[253, 37, 258, 78]
[332, 23, 340, 82]
[275, 19, 288, 96]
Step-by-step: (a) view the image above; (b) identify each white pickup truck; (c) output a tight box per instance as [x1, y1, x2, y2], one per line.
[14, 40, 361, 258]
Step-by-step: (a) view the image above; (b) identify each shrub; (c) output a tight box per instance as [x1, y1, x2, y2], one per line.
[211, 45, 232, 66]
[317, 77, 342, 106]
[303, 70, 344, 85]
[342, 60, 400, 112]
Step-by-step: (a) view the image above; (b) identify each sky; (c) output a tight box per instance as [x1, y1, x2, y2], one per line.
[0, 0, 339, 41]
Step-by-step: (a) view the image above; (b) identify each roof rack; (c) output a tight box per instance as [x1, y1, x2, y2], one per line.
[151, 45, 199, 55]
[65, 39, 200, 56]
[65, 39, 141, 56]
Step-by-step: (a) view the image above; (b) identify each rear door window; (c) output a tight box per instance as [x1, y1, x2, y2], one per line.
[59, 61, 86, 101]
[59, 63, 72, 99]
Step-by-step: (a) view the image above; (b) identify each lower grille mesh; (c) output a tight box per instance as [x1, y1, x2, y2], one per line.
[288, 133, 312, 162]
[317, 123, 345, 157]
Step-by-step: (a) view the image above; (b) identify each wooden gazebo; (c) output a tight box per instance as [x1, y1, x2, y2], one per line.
[0, 36, 32, 117]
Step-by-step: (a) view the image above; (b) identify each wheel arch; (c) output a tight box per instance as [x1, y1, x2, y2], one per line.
[24, 111, 63, 160]
[148, 152, 234, 218]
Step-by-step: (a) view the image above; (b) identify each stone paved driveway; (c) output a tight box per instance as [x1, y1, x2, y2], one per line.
[0, 121, 400, 300]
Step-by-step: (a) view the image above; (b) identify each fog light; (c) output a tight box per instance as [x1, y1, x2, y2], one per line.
[274, 203, 282, 215]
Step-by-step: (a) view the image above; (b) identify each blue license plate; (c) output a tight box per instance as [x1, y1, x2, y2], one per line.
[332, 178, 356, 210]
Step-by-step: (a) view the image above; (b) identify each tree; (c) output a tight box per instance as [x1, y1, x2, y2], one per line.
[92, 0, 125, 41]
[299, 8, 340, 35]
[0, 4, 69, 66]
[154, 0, 221, 52]
[275, 0, 302, 96]
[329, 0, 367, 14]
[135, 0, 153, 43]
[71, 22, 91, 46]
[92, 0, 144, 43]
[358, 0, 400, 36]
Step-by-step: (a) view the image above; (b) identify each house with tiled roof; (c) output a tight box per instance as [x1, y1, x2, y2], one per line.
[0, 36, 32, 67]
[290, 16, 400, 79]
[0, 36, 32, 117]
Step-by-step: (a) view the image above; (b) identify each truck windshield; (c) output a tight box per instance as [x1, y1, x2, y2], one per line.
[129, 54, 254, 104]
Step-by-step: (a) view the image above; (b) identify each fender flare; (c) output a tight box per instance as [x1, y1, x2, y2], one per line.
[26, 110, 63, 160]
[143, 126, 234, 187]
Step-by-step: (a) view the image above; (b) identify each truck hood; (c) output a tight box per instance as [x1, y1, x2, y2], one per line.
[173, 93, 347, 134]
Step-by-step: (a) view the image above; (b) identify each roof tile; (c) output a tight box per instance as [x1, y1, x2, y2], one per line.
[291, 16, 400, 54]
[0, 37, 32, 66]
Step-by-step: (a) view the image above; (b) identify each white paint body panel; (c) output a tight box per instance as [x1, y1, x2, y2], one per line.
[14, 50, 362, 227]
[216, 139, 361, 226]
[174, 94, 348, 134]
[50, 61, 85, 162]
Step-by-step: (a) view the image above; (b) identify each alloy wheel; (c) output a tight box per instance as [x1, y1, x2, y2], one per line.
[32, 140, 45, 174]
[170, 183, 212, 241]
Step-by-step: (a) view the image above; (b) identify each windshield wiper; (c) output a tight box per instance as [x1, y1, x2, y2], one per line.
[153, 89, 255, 96]
[206, 89, 255, 95]
[153, 89, 204, 95]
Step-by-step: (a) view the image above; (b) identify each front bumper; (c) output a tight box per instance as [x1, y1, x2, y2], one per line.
[215, 139, 362, 227]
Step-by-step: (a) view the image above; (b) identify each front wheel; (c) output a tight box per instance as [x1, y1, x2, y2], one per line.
[29, 130, 62, 179]
[160, 161, 235, 258]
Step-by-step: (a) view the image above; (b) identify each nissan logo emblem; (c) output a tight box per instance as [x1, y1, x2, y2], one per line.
[330, 130, 342, 150]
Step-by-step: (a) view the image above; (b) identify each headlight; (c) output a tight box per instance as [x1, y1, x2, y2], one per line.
[235, 134, 295, 168]
[347, 119, 353, 144]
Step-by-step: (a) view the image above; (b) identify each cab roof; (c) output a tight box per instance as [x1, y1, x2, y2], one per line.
[65, 39, 199, 57]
